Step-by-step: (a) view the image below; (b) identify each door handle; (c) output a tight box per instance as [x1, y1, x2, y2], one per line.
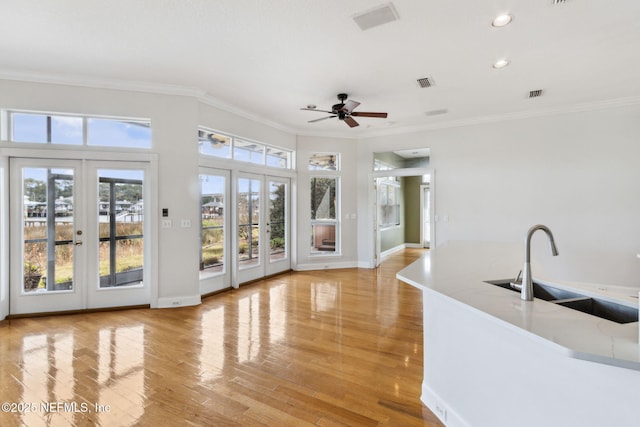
[74, 240, 83, 246]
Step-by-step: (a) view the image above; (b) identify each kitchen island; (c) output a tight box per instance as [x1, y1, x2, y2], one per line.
[397, 241, 640, 427]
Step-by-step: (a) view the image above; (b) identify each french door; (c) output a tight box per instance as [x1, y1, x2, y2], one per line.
[10, 158, 150, 315]
[199, 168, 231, 295]
[235, 173, 290, 285]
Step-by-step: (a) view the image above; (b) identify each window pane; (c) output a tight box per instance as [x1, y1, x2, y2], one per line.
[200, 174, 225, 274]
[237, 178, 260, 269]
[309, 153, 338, 171]
[98, 169, 144, 288]
[269, 181, 287, 262]
[311, 224, 336, 253]
[234, 139, 265, 164]
[12, 113, 47, 143]
[266, 147, 290, 169]
[199, 130, 231, 158]
[88, 118, 151, 148]
[51, 115, 83, 145]
[310, 177, 336, 220]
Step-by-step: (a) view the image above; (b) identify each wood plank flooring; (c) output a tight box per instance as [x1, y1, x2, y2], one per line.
[0, 249, 443, 426]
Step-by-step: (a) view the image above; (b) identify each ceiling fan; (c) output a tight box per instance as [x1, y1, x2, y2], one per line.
[301, 93, 388, 128]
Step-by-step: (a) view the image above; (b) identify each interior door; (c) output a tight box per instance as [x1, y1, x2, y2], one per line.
[10, 158, 85, 314]
[10, 158, 150, 315]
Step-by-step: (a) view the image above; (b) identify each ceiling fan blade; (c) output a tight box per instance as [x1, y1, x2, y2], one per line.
[308, 115, 336, 123]
[351, 112, 388, 118]
[301, 108, 334, 113]
[342, 100, 361, 113]
[344, 116, 359, 128]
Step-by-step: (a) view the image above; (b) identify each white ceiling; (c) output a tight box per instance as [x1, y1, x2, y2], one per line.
[1, 0, 639, 138]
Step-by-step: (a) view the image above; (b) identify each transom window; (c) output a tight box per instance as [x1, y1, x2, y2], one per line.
[6, 111, 152, 148]
[198, 128, 292, 169]
[309, 153, 339, 171]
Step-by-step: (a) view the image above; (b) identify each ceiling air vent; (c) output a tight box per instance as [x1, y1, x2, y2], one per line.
[352, 3, 399, 31]
[529, 89, 544, 98]
[552, 0, 569, 4]
[417, 77, 434, 88]
[425, 109, 448, 116]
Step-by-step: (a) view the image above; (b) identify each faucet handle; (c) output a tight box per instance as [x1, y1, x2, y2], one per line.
[514, 270, 522, 284]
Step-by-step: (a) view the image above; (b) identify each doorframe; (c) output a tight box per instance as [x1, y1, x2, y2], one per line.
[371, 167, 434, 267]
[1, 147, 159, 313]
[420, 183, 431, 249]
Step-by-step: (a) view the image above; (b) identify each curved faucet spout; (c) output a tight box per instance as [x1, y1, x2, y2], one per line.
[521, 224, 559, 301]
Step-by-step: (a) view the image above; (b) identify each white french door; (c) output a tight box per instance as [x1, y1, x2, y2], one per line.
[199, 168, 231, 295]
[10, 158, 150, 315]
[235, 173, 290, 285]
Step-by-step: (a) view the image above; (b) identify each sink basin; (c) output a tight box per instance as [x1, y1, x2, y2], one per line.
[484, 279, 582, 301]
[485, 279, 638, 324]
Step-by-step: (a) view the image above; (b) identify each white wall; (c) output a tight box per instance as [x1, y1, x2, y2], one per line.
[361, 104, 640, 287]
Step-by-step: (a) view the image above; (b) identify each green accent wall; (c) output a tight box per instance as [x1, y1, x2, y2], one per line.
[403, 176, 422, 244]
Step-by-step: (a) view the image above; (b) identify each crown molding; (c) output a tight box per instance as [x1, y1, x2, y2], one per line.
[0, 68, 206, 98]
[2, 69, 639, 141]
[357, 96, 640, 139]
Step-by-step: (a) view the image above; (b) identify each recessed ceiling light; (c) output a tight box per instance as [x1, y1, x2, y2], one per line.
[492, 14, 512, 27]
[492, 58, 510, 69]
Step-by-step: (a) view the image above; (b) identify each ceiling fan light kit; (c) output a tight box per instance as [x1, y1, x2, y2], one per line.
[301, 93, 388, 128]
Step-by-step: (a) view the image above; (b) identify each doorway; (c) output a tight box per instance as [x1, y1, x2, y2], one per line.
[10, 158, 151, 315]
[372, 169, 433, 267]
[235, 173, 290, 285]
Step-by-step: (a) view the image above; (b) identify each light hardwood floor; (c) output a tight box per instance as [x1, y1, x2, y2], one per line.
[0, 249, 442, 426]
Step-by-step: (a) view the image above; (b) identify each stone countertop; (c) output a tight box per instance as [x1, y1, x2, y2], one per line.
[396, 241, 640, 370]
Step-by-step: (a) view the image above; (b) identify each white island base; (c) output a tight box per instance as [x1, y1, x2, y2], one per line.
[397, 242, 640, 427]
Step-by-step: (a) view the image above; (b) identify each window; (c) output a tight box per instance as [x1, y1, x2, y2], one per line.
[310, 177, 338, 254]
[199, 174, 226, 275]
[198, 127, 292, 169]
[309, 153, 338, 171]
[234, 139, 265, 165]
[198, 130, 231, 158]
[378, 178, 400, 228]
[8, 111, 152, 148]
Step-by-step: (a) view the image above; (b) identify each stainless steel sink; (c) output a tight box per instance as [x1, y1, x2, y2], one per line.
[485, 279, 638, 324]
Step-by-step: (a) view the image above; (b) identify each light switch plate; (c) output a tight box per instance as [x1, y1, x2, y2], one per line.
[161, 219, 172, 229]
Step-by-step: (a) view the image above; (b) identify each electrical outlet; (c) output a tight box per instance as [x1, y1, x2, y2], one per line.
[180, 219, 191, 228]
[171, 300, 181, 306]
[435, 402, 447, 422]
[161, 219, 172, 229]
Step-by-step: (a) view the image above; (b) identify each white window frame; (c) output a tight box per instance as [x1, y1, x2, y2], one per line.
[198, 127, 293, 170]
[378, 178, 400, 229]
[3, 110, 152, 149]
[309, 175, 340, 256]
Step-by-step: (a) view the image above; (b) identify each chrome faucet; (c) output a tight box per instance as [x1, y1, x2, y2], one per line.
[511, 224, 559, 301]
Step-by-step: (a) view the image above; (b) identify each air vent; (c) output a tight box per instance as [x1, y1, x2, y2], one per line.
[529, 89, 544, 98]
[352, 3, 399, 31]
[552, 0, 569, 4]
[417, 77, 434, 88]
[425, 109, 448, 116]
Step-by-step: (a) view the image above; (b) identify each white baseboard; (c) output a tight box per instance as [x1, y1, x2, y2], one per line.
[156, 294, 201, 309]
[421, 383, 470, 427]
[293, 261, 359, 271]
